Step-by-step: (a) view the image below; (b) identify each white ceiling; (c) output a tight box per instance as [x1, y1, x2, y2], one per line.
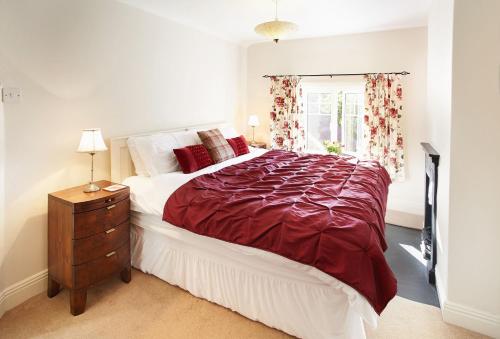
[117, 0, 431, 44]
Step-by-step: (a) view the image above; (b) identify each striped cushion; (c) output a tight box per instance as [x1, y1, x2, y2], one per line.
[197, 129, 235, 163]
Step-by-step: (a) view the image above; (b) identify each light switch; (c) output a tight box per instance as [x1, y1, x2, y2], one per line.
[2, 87, 22, 103]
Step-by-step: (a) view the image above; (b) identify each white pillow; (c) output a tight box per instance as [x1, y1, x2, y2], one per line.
[149, 133, 180, 175]
[129, 133, 180, 176]
[171, 130, 201, 147]
[218, 126, 239, 139]
[127, 138, 148, 176]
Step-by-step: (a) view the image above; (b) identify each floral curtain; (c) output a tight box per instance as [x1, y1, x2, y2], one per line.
[364, 74, 405, 181]
[269, 76, 305, 152]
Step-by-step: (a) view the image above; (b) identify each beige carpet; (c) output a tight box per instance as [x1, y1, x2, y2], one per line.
[0, 269, 485, 339]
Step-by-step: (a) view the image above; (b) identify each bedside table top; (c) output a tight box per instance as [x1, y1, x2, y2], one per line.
[49, 180, 129, 205]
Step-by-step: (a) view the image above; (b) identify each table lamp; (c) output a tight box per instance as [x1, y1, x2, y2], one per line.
[248, 115, 260, 144]
[77, 128, 108, 192]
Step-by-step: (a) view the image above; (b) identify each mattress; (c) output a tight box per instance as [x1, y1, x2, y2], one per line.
[123, 148, 378, 338]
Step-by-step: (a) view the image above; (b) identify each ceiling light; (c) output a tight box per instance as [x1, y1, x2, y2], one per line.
[254, 0, 298, 43]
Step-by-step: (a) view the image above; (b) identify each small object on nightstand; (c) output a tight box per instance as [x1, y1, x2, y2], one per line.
[249, 141, 267, 149]
[103, 184, 127, 192]
[47, 180, 131, 316]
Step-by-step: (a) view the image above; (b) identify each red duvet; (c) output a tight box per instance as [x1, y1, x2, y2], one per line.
[163, 150, 397, 314]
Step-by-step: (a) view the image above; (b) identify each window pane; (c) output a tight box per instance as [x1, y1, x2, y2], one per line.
[320, 93, 332, 114]
[308, 102, 319, 114]
[308, 93, 319, 114]
[344, 116, 358, 152]
[345, 93, 362, 115]
[345, 100, 353, 115]
[343, 93, 363, 153]
[307, 114, 331, 152]
[320, 93, 332, 103]
[336, 91, 343, 142]
[309, 93, 319, 103]
[320, 103, 331, 114]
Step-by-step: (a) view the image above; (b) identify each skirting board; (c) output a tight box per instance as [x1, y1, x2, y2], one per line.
[442, 301, 500, 338]
[434, 265, 446, 308]
[436, 268, 500, 337]
[0, 269, 48, 318]
[385, 209, 423, 229]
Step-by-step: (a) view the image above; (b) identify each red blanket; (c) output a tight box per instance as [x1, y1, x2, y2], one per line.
[163, 150, 396, 314]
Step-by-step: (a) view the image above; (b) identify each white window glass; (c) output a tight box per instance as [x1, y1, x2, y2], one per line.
[306, 93, 333, 152]
[304, 83, 364, 155]
[343, 92, 363, 153]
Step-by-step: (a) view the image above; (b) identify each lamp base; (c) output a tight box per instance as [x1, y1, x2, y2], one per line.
[83, 182, 101, 193]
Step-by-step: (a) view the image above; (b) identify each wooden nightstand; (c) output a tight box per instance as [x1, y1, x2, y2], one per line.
[249, 141, 267, 149]
[47, 180, 131, 315]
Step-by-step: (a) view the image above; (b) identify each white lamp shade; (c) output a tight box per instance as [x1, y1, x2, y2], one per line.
[248, 115, 260, 127]
[77, 128, 107, 153]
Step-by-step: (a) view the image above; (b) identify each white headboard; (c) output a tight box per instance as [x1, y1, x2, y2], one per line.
[110, 122, 230, 183]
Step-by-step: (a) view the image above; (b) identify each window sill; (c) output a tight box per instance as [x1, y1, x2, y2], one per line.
[305, 149, 361, 158]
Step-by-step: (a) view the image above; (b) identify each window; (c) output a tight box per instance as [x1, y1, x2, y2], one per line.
[303, 83, 364, 155]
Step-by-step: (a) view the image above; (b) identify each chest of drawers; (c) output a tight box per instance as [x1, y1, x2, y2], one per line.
[47, 180, 131, 315]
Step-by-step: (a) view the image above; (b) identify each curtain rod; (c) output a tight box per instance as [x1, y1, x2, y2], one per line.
[262, 71, 410, 78]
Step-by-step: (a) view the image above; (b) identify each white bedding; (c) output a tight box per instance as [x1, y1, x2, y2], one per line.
[123, 147, 378, 339]
[123, 147, 268, 215]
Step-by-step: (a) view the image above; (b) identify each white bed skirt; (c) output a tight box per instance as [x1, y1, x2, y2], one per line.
[130, 222, 377, 339]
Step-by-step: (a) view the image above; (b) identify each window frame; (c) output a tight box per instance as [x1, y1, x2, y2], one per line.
[302, 81, 365, 156]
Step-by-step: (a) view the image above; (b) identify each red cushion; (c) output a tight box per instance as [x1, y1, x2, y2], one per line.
[173, 144, 213, 174]
[227, 135, 250, 156]
[187, 144, 213, 168]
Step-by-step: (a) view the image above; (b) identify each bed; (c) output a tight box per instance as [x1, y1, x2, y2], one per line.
[110, 123, 395, 339]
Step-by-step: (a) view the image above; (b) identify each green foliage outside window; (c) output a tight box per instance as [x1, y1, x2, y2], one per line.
[323, 140, 343, 155]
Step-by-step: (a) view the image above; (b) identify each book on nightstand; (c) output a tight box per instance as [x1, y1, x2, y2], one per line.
[103, 184, 127, 192]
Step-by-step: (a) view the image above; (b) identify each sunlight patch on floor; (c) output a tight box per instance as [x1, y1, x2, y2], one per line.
[399, 243, 427, 266]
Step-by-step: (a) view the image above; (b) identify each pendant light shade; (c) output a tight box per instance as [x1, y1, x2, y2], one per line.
[255, 20, 298, 43]
[255, 0, 298, 43]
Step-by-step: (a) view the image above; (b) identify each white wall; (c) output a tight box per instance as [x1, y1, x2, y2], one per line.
[428, 0, 500, 336]
[246, 28, 428, 227]
[0, 83, 5, 301]
[447, 0, 500, 336]
[0, 0, 244, 315]
[426, 0, 454, 311]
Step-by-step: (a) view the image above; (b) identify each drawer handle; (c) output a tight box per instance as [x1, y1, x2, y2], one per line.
[107, 204, 116, 210]
[105, 198, 114, 203]
[106, 251, 116, 257]
[105, 228, 116, 234]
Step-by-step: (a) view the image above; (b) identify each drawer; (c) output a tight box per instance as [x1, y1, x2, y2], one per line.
[73, 189, 130, 213]
[73, 221, 129, 265]
[74, 198, 130, 239]
[73, 241, 130, 289]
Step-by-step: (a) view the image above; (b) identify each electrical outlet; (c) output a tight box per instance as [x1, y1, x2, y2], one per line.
[2, 87, 22, 103]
